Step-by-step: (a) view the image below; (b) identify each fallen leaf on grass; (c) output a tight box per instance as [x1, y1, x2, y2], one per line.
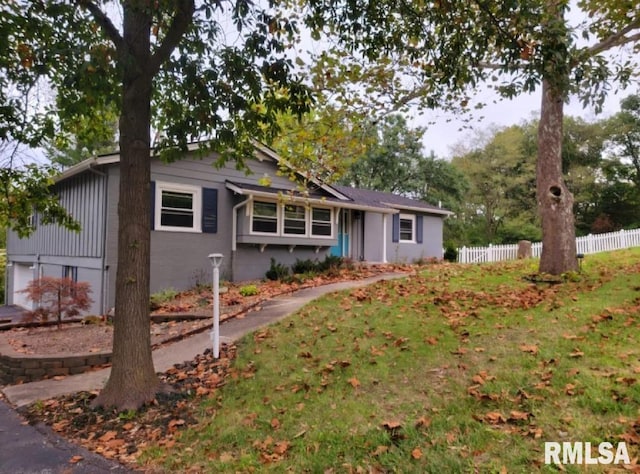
[168, 419, 185, 431]
[273, 441, 290, 455]
[106, 438, 125, 449]
[372, 445, 389, 456]
[472, 374, 486, 385]
[508, 411, 532, 422]
[370, 346, 385, 356]
[519, 344, 538, 355]
[348, 377, 361, 389]
[383, 420, 402, 430]
[415, 416, 431, 428]
[480, 412, 507, 424]
[411, 447, 423, 459]
[98, 430, 118, 442]
[569, 349, 584, 358]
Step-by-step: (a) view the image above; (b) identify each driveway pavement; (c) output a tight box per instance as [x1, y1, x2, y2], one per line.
[0, 305, 26, 325]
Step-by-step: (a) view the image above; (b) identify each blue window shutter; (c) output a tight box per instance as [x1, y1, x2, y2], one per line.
[416, 215, 424, 244]
[202, 188, 218, 233]
[150, 181, 156, 230]
[392, 214, 400, 243]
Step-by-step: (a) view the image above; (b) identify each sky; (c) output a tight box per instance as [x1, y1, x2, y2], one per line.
[415, 87, 630, 159]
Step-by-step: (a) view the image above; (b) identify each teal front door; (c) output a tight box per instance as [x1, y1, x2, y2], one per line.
[330, 210, 350, 257]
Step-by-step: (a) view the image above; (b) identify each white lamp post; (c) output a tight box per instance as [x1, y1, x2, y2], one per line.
[208, 253, 224, 358]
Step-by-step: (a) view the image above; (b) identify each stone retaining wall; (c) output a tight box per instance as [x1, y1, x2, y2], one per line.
[0, 350, 111, 385]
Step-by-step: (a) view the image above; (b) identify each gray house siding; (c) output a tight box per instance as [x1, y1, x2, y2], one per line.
[6, 171, 108, 314]
[387, 213, 444, 263]
[363, 212, 385, 262]
[232, 246, 332, 282]
[7, 172, 107, 257]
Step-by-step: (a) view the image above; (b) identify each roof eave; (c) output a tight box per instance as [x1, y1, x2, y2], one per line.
[381, 202, 454, 216]
[55, 154, 120, 182]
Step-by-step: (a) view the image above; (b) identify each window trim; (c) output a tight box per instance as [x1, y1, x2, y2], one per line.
[249, 200, 335, 239]
[310, 206, 334, 239]
[251, 200, 280, 235]
[282, 203, 308, 236]
[154, 182, 202, 233]
[399, 213, 416, 243]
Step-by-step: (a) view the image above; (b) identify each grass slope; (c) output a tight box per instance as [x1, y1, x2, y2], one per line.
[143, 249, 640, 473]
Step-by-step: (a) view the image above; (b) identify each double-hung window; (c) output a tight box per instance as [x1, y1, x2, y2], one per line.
[399, 214, 415, 242]
[311, 207, 332, 237]
[155, 183, 202, 232]
[252, 201, 278, 234]
[283, 204, 307, 235]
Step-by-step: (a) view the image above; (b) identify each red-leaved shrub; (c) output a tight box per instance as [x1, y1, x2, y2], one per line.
[19, 277, 93, 328]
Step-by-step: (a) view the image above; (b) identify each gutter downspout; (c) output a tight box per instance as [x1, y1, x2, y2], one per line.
[231, 196, 252, 281]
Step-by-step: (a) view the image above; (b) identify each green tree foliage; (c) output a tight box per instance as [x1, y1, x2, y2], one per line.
[452, 126, 539, 245]
[451, 115, 612, 243]
[341, 115, 425, 193]
[587, 93, 640, 231]
[299, 0, 640, 274]
[272, 106, 372, 185]
[340, 115, 467, 208]
[1, 0, 310, 409]
[0, 163, 80, 238]
[605, 93, 640, 187]
[46, 104, 119, 167]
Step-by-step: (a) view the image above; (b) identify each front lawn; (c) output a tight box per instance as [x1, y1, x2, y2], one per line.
[141, 249, 640, 472]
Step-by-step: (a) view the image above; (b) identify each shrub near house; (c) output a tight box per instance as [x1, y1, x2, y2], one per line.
[20, 277, 93, 328]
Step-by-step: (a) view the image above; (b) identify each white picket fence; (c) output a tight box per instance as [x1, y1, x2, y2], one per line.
[457, 228, 640, 264]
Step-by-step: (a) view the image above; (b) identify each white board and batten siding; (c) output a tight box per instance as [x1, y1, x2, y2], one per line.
[457, 228, 640, 264]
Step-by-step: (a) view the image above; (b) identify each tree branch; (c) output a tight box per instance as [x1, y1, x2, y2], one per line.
[582, 21, 640, 58]
[149, 1, 196, 75]
[77, 0, 126, 55]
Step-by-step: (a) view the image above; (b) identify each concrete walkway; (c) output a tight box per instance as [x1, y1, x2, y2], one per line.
[0, 272, 407, 473]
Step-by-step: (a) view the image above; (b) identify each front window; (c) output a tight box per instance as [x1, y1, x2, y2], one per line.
[283, 204, 307, 235]
[252, 201, 278, 234]
[311, 207, 332, 237]
[155, 183, 202, 232]
[399, 214, 415, 242]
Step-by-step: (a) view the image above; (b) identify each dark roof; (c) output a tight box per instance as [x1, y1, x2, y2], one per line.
[332, 185, 451, 215]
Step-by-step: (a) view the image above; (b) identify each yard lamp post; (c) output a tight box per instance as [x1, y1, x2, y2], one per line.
[208, 253, 224, 359]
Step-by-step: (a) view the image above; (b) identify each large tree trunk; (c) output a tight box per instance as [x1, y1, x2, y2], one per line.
[536, 79, 578, 275]
[93, 5, 161, 410]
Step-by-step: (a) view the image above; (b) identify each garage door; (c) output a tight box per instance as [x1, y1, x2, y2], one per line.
[12, 263, 33, 309]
